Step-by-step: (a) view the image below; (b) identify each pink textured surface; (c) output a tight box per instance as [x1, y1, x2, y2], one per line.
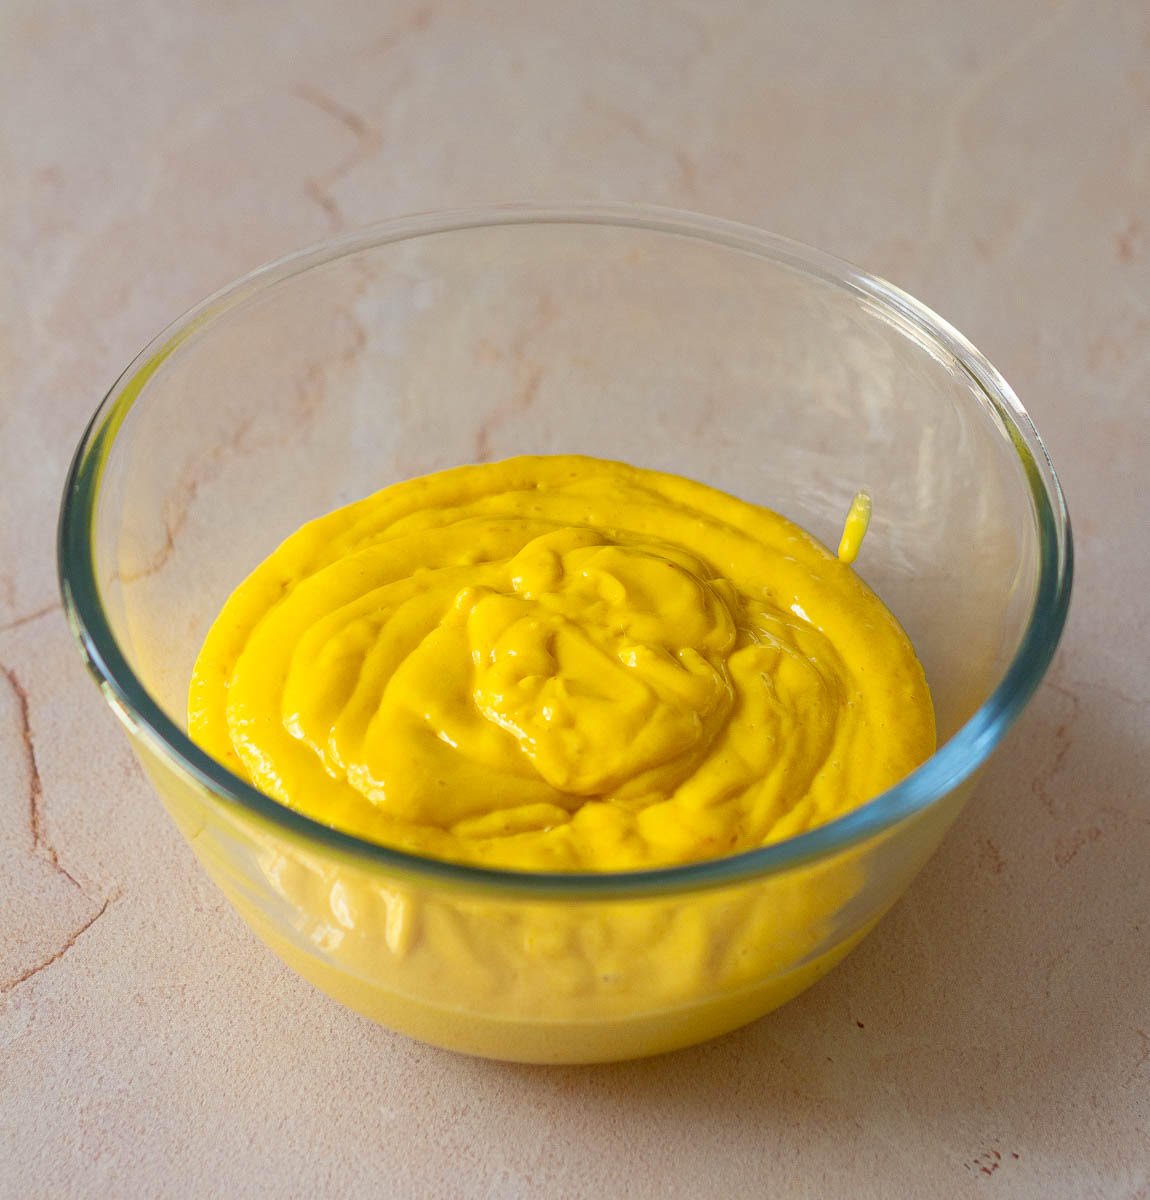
[2, 1, 1148, 1195]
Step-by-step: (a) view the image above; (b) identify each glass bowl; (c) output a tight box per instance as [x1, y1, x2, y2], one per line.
[58, 205, 1071, 1063]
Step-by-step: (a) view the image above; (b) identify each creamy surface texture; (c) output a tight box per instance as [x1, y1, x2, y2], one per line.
[189, 455, 934, 870]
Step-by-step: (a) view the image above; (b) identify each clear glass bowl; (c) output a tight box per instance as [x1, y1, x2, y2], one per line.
[58, 205, 1071, 1063]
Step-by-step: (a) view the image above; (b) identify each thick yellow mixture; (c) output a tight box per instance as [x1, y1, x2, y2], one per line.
[189, 456, 933, 871]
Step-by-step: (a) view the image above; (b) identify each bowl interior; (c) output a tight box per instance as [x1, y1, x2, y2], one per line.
[70, 211, 1064, 872]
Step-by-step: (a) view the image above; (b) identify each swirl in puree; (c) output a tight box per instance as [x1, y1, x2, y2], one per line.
[189, 455, 934, 871]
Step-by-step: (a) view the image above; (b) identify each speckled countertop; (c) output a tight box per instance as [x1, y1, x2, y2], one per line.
[2, 2, 1148, 1196]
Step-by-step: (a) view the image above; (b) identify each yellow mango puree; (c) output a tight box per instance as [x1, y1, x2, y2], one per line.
[189, 456, 934, 872]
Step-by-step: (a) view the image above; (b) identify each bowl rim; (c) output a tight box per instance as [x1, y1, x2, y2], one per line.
[57, 202, 1073, 899]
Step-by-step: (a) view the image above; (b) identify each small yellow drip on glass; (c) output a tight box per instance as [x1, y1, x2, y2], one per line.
[837, 491, 872, 565]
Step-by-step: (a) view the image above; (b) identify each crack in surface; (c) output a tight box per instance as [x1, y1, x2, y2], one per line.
[590, 97, 701, 200]
[2, 664, 82, 891]
[114, 415, 255, 584]
[1131, 1029, 1150, 1082]
[361, 4, 436, 58]
[293, 85, 383, 232]
[472, 295, 556, 462]
[302, 177, 343, 230]
[1, 662, 122, 993]
[1052, 822, 1103, 868]
[1116, 217, 1143, 265]
[0, 890, 119, 996]
[1031, 678, 1080, 816]
[293, 307, 369, 428]
[1063, 675, 1148, 709]
[475, 365, 543, 463]
[0, 601, 62, 635]
[114, 297, 368, 586]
